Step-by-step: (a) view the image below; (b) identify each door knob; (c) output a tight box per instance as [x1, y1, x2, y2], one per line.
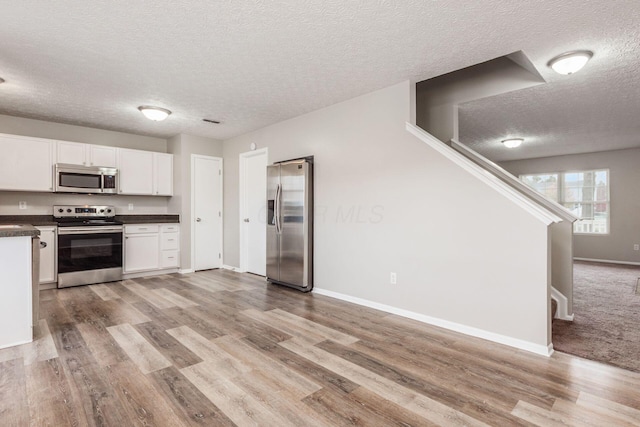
[244, 218, 250, 223]
[196, 218, 202, 222]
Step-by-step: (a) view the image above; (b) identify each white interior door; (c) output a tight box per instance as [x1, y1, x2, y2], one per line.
[240, 149, 268, 275]
[192, 155, 222, 271]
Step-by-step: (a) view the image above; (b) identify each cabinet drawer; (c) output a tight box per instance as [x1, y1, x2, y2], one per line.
[125, 224, 159, 234]
[161, 250, 179, 268]
[161, 224, 179, 233]
[161, 233, 179, 250]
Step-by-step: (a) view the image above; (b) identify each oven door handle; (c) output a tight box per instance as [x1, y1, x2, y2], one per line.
[58, 227, 123, 235]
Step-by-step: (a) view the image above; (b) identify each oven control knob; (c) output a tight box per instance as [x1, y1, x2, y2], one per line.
[58, 208, 64, 213]
[66, 209, 72, 213]
[107, 209, 112, 213]
[100, 209, 105, 213]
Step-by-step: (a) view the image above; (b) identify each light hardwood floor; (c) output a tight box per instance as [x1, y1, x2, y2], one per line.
[1, 269, 640, 426]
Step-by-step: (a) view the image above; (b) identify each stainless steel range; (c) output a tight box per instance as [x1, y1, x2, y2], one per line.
[55, 205, 123, 288]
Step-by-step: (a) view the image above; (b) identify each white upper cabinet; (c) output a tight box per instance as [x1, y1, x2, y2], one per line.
[56, 141, 86, 165]
[56, 141, 117, 168]
[153, 153, 173, 196]
[118, 148, 154, 195]
[0, 134, 55, 192]
[89, 145, 117, 167]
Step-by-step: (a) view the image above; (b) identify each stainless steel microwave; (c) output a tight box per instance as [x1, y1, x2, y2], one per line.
[55, 164, 118, 194]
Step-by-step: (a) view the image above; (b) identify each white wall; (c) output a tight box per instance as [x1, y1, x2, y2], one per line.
[502, 147, 640, 264]
[223, 81, 551, 352]
[168, 134, 223, 270]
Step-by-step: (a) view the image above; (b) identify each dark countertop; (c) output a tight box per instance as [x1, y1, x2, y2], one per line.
[0, 214, 180, 226]
[116, 214, 180, 224]
[0, 215, 57, 226]
[0, 224, 40, 238]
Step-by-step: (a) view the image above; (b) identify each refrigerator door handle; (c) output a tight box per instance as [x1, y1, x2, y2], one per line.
[275, 183, 281, 233]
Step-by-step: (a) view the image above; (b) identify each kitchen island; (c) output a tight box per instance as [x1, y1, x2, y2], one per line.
[0, 225, 39, 349]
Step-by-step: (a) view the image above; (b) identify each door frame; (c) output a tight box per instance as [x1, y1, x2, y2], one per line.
[239, 147, 268, 273]
[190, 154, 224, 271]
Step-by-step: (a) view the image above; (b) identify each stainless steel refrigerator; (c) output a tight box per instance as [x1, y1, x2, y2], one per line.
[266, 158, 313, 292]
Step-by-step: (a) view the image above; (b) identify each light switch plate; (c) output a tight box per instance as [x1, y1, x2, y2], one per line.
[19, 201, 27, 210]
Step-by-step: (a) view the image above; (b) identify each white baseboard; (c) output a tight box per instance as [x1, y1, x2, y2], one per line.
[123, 268, 179, 280]
[178, 268, 194, 274]
[0, 338, 32, 350]
[550, 286, 574, 321]
[313, 287, 553, 357]
[222, 264, 244, 272]
[574, 257, 640, 266]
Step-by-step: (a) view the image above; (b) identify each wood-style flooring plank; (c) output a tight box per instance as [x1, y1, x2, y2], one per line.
[152, 287, 198, 308]
[25, 358, 79, 427]
[107, 323, 172, 374]
[51, 322, 130, 426]
[551, 398, 636, 427]
[511, 400, 568, 427]
[76, 322, 128, 367]
[166, 326, 251, 377]
[134, 321, 202, 369]
[242, 333, 361, 395]
[122, 281, 176, 309]
[280, 338, 490, 426]
[104, 361, 189, 427]
[0, 358, 30, 426]
[89, 283, 121, 301]
[162, 307, 226, 340]
[213, 334, 322, 399]
[232, 370, 331, 427]
[180, 362, 295, 427]
[576, 391, 640, 426]
[267, 308, 359, 345]
[242, 308, 328, 345]
[150, 366, 237, 427]
[11, 268, 640, 426]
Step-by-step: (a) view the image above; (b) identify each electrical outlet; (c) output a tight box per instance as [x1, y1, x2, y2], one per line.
[634, 244, 639, 251]
[390, 272, 397, 285]
[128, 203, 134, 211]
[18, 201, 27, 210]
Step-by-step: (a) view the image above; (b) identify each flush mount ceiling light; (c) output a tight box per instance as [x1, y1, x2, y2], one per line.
[502, 138, 524, 148]
[138, 106, 171, 121]
[548, 50, 593, 75]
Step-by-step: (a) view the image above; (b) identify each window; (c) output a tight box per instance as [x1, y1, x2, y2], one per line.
[520, 169, 609, 234]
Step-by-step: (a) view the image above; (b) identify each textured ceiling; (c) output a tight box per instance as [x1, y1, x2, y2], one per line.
[0, 1, 639, 151]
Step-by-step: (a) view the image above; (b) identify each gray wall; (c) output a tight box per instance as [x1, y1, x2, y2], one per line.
[168, 134, 223, 271]
[502, 147, 640, 264]
[0, 114, 171, 216]
[416, 56, 544, 142]
[223, 81, 550, 349]
[0, 114, 166, 151]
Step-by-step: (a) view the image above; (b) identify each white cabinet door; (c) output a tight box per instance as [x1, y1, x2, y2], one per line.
[90, 145, 117, 167]
[0, 135, 55, 192]
[153, 153, 173, 196]
[118, 148, 154, 195]
[57, 141, 87, 165]
[35, 227, 56, 283]
[124, 233, 159, 273]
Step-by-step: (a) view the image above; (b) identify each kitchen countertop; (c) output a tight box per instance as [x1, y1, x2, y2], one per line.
[0, 215, 58, 226]
[116, 214, 180, 224]
[0, 224, 41, 238]
[0, 214, 180, 227]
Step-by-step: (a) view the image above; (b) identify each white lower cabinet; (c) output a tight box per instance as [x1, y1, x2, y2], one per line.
[35, 226, 57, 284]
[124, 224, 179, 274]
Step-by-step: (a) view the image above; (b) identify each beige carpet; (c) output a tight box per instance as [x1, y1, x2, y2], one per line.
[553, 261, 640, 372]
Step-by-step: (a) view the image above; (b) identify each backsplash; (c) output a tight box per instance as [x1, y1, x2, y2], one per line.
[0, 191, 172, 215]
